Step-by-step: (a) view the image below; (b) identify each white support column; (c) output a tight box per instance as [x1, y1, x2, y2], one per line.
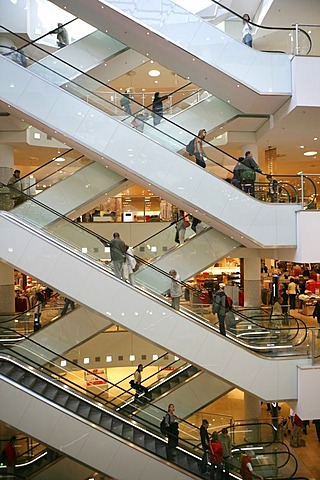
[0, 144, 15, 314]
[0, 144, 14, 185]
[244, 391, 262, 442]
[243, 256, 261, 308]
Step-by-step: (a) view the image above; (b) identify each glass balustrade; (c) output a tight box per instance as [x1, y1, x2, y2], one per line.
[200, 0, 312, 56]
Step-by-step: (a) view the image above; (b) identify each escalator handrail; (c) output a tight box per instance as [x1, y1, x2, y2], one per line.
[209, 0, 312, 55]
[133, 213, 191, 249]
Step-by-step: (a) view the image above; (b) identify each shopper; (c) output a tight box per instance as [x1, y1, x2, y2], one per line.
[219, 428, 232, 479]
[125, 245, 137, 286]
[176, 210, 189, 244]
[34, 292, 43, 332]
[209, 431, 223, 480]
[288, 277, 297, 310]
[242, 14, 253, 47]
[110, 232, 126, 279]
[232, 157, 244, 189]
[240, 450, 264, 479]
[7, 169, 23, 206]
[129, 364, 149, 399]
[194, 129, 207, 168]
[152, 91, 169, 126]
[165, 403, 179, 461]
[61, 297, 75, 316]
[120, 89, 132, 116]
[212, 283, 229, 336]
[55, 23, 69, 48]
[199, 419, 210, 473]
[4, 436, 17, 474]
[240, 151, 262, 197]
[169, 269, 182, 311]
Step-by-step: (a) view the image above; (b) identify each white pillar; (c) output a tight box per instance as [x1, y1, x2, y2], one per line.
[243, 256, 261, 308]
[0, 144, 15, 314]
[244, 392, 262, 442]
[0, 144, 14, 184]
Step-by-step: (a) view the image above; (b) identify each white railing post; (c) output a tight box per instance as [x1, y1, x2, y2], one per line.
[295, 23, 300, 55]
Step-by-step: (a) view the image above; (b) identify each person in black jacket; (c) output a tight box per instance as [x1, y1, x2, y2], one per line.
[152, 91, 169, 126]
[199, 419, 210, 473]
[313, 299, 320, 337]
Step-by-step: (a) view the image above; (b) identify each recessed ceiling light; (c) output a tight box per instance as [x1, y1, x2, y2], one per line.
[304, 151, 317, 156]
[314, 137, 318, 141]
[300, 145, 305, 148]
[55, 157, 65, 162]
[148, 69, 160, 77]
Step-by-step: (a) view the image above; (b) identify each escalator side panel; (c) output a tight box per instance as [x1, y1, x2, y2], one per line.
[146, 372, 232, 420]
[13, 307, 112, 366]
[135, 228, 239, 292]
[0, 213, 310, 400]
[0, 56, 301, 248]
[31, 457, 94, 480]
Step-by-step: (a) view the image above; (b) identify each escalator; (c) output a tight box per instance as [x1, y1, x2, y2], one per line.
[0, 209, 311, 400]
[0, 49, 306, 248]
[49, 0, 292, 113]
[0, 354, 207, 480]
[0, 346, 300, 480]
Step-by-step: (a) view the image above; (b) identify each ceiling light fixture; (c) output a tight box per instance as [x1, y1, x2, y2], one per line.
[304, 151, 317, 156]
[148, 69, 161, 77]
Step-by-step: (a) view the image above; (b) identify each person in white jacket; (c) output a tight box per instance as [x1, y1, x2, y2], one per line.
[125, 245, 137, 286]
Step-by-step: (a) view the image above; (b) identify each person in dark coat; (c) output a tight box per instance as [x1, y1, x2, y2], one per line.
[152, 91, 169, 126]
[232, 157, 244, 189]
[240, 151, 262, 197]
[212, 283, 229, 336]
[313, 299, 320, 337]
[199, 419, 210, 473]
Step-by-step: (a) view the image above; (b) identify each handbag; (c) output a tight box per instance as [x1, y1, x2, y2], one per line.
[183, 220, 190, 228]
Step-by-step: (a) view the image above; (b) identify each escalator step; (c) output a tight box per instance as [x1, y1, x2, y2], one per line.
[21, 374, 37, 389]
[111, 418, 124, 435]
[45, 386, 59, 401]
[133, 431, 145, 447]
[33, 380, 47, 395]
[144, 437, 156, 452]
[66, 398, 81, 412]
[7, 369, 25, 382]
[99, 414, 112, 430]
[88, 410, 102, 424]
[76, 404, 92, 418]
[54, 391, 69, 407]
[122, 424, 134, 442]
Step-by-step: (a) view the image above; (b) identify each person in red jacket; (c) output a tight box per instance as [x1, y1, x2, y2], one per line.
[240, 450, 264, 480]
[209, 431, 223, 480]
[4, 436, 17, 474]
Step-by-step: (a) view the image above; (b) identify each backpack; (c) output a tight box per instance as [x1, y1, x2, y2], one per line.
[240, 168, 255, 183]
[186, 139, 195, 156]
[160, 416, 168, 436]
